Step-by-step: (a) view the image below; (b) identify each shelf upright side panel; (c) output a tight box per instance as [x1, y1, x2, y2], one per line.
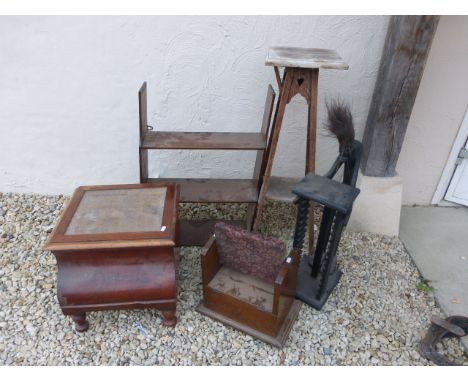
[254, 85, 276, 186]
[139, 82, 149, 183]
[246, 84, 276, 230]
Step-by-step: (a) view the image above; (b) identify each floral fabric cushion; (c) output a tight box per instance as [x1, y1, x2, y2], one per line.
[214, 222, 287, 283]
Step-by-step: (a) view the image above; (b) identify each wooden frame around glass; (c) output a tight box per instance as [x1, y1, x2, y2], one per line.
[46, 183, 178, 250]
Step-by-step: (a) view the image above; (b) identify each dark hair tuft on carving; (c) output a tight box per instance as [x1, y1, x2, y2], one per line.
[325, 99, 355, 152]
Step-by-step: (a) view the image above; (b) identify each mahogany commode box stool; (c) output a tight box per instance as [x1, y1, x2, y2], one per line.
[44, 183, 179, 332]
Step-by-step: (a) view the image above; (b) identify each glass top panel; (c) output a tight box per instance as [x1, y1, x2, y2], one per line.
[66, 187, 167, 235]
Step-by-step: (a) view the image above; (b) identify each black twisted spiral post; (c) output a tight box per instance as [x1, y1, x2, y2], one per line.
[293, 198, 309, 250]
[314, 213, 336, 293]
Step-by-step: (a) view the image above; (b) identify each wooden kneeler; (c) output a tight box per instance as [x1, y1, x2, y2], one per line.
[197, 223, 301, 348]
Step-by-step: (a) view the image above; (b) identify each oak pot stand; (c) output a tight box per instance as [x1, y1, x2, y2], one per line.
[253, 47, 349, 253]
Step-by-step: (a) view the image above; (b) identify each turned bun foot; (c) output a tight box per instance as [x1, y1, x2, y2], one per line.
[71, 313, 89, 333]
[161, 310, 177, 327]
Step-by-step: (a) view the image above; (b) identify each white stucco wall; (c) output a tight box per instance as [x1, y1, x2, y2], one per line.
[397, 16, 468, 205]
[0, 16, 389, 196]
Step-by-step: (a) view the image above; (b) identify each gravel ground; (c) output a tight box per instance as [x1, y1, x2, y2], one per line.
[1, 192, 467, 366]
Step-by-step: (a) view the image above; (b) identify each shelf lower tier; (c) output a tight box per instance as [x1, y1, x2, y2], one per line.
[142, 131, 267, 150]
[177, 219, 246, 246]
[146, 178, 259, 203]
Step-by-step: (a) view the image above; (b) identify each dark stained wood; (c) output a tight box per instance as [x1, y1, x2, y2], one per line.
[44, 183, 179, 332]
[258, 70, 287, 187]
[56, 246, 177, 328]
[147, 178, 258, 203]
[254, 48, 348, 246]
[138, 83, 276, 242]
[361, 16, 440, 177]
[254, 67, 323, 232]
[246, 85, 276, 229]
[306, 70, 319, 254]
[139, 148, 148, 183]
[253, 68, 295, 232]
[197, 236, 301, 348]
[161, 310, 177, 327]
[177, 219, 245, 247]
[139, 82, 149, 182]
[138, 82, 148, 145]
[200, 235, 221, 284]
[71, 313, 89, 333]
[197, 300, 301, 348]
[244, 206, 257, 233]
[56, 247, 177, 306]
[45, 238, 176, 252]
[142, 131, 267, 150]
[286, 68, 315, 104]
[45, 183, 178, 248]
[274, 66, 282, 89]
[305, 70, 319, 174]
[254, 85, 277, 183]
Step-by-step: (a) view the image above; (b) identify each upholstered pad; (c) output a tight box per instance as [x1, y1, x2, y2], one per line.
[208, 266, 274, 312]
[214, 222, 286, 283]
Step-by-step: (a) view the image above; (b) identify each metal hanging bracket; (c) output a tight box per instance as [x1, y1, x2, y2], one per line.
[455, 148, 468, 165]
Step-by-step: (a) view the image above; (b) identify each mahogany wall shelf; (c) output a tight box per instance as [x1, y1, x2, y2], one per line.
[138, 82, 276, 246]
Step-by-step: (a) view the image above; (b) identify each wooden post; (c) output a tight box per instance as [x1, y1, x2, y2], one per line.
[306, 70, 319, 254]
[361, 16, 440, 177]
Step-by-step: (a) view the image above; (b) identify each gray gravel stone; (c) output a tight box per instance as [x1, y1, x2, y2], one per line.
[0, 192, 467, 365]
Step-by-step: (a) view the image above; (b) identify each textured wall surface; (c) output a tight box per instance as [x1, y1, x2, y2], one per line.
[397, 16, 468, 205]
[0, 16, 389, 195]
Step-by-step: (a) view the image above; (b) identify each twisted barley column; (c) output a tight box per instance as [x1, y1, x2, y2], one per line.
[293, 198, 309, 250]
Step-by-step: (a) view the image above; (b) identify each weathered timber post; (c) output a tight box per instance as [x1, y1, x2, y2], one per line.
[361, 16, 440, 177]
[348, 16, 440, 236]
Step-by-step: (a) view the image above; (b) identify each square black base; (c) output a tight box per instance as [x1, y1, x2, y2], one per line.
[295, 255, 342, 310]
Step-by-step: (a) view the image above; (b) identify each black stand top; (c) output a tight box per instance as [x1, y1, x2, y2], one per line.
[292, 173, 360, 214]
